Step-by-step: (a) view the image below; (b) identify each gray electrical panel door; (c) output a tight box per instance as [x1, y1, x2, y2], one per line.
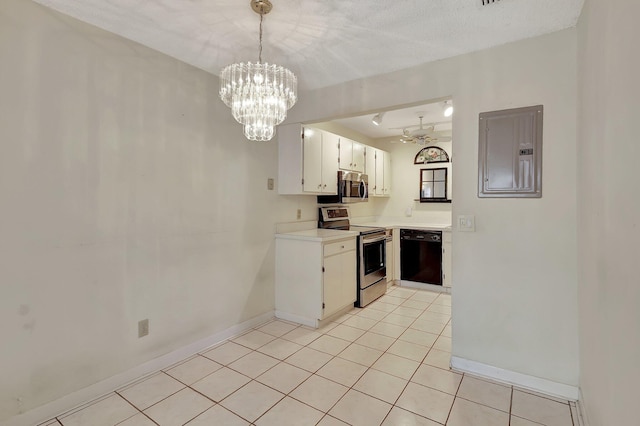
[478, 105, 543, 198]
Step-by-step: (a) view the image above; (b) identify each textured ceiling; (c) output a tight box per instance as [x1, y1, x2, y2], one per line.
[33, 0, 584, 91]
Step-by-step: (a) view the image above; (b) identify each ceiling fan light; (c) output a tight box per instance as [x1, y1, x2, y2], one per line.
[372, 112, 385, 126]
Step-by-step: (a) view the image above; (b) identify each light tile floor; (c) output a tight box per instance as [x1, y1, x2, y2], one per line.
[42, 287, 579, 426]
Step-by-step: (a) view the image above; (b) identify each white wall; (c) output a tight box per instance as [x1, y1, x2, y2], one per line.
[288, 29, 580, 387]
[577, 0, 640, 423]
[378, 140, 452, 224]
[0, 1, 317, 421]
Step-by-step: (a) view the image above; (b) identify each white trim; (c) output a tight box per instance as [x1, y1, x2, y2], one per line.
[275, 310, 317, 328]
[2, 311, 275, 426]
[450, 356, 579, 401]
[576, 388, 590, 426]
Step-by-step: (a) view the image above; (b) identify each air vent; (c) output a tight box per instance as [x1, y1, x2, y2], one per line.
[482, 0, 500, 5]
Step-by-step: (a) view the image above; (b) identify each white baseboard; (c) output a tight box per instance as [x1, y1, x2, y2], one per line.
[450, 356, 579, 401]
[275, 310, 316, 328]
[576, 388, 590, 426]
[2, 310, 275, 426]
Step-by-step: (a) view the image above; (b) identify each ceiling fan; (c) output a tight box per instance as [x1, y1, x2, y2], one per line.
[393, 116, 452, 145]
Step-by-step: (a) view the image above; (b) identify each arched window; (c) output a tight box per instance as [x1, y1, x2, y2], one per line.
[414, 146, 450, 164]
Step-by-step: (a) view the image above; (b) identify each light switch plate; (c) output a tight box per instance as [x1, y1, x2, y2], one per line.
[457, 215, 475, 232]
[267, 178, 274, 190]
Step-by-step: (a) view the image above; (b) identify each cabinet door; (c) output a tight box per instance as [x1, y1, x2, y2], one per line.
[375, 150, 385, 196]
[351, 142, 365, 173]
[365, 146, 377, 185]
[303, 127, 323, 193]
[341, 250, 357, 304]
[322, 254, 344, 318]
[322, 132, 339, 194]
[383, 151, 391, 195]
[338, 138, 353, 171]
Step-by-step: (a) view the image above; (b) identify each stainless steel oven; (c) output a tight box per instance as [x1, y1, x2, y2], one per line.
[357, 229, 387, 307]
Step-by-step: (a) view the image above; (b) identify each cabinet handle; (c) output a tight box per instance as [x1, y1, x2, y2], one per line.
[341, 245, 344, 249]
[323, 184, 327, 188]
[318, 184, 322, 189]
[354, 163, 357, 167]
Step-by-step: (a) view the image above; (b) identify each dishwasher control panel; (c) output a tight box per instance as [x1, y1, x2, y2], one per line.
[400, 229, 442, 242]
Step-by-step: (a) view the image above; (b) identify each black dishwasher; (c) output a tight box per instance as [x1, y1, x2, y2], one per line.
[400, 229, 442, 285]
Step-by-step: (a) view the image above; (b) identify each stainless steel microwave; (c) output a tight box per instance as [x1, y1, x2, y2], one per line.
[318, 171, 369, 204]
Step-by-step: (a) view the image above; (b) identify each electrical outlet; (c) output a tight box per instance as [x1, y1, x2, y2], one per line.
[267, 178, 274, 190]
[138, 319, 149, 338]
[296, 209, 302, 220]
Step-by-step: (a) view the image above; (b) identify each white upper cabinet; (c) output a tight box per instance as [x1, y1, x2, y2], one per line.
[374, 149, 391, 197]
[278, 124, 338, 195]
[319, 131, 339, 193]
[278, 124, 387, 196]
[339, 138, 365, 173]
[365, 146, 377, 190]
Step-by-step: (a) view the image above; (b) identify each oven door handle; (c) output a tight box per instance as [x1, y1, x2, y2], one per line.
[362, 235, 386, 244]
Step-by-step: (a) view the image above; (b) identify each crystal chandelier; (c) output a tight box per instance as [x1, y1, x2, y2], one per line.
[219, 0, 297, 141]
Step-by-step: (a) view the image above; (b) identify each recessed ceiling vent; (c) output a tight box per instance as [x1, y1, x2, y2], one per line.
[482, 0, 500, 5]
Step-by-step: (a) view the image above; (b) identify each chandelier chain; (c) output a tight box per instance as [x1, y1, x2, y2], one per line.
[258, 12, 263, 63]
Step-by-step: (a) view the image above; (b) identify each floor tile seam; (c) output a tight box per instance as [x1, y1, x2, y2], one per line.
[255, 340, 306, 361]
[162, 354, 210, 375]
[115, 383, 186, 414]
[152, 402, 212, 426]
[231, 335, 278, 352]
[241, 392, 295, 425]
[439, 373, 466, 425]
[316, 413, 348, 426]
[390, 401, 446, 425]
[257, 319, 304, 335]
[510, 413, 546, 425]
[334, 347, 385, 368]
[225, 351, 284, 380]
[509, 380, 515, 420]
[328, 387, 394, 425]
[569, 403, 577, 426]
[285, 375, 346, 413]
[162, 358, 224, 385]
[453, 387, 512, 415]
[217, 380, 286, 424]
[281, 351, 335, 374]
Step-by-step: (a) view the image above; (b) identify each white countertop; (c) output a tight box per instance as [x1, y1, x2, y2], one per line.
[275, 228, 359, 242]
[356, 221, 452, 232]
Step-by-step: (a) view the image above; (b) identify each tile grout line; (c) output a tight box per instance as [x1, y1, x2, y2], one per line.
[47, 287, 453, 426]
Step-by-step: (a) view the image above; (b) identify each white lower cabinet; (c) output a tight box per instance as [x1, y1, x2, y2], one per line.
[275, 236, 357, 327]
[443, 231, 452, 287]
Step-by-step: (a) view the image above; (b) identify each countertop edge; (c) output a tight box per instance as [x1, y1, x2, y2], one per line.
[275, 230, 360, 242]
